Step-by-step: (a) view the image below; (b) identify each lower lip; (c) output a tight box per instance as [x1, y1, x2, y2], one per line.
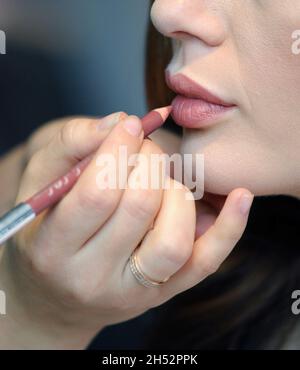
[171, 95, 235, 128]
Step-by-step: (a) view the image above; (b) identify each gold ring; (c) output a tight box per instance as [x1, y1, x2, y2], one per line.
[129, 248, 170, 288]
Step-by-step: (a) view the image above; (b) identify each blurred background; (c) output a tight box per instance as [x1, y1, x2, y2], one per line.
[0, 0, 150, 155]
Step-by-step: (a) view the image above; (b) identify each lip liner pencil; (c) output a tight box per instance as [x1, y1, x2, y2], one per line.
[0, 106, 172, 245]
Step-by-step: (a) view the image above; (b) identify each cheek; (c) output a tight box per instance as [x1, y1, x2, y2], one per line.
[237, 41, 300, 190]
[204, 21, 300, 196]
[237, 17, 300, 147]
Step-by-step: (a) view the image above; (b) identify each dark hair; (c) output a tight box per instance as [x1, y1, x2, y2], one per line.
[145, 14, 300, 350]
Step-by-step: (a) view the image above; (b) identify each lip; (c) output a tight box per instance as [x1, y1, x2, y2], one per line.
[166, 72, 236, 128]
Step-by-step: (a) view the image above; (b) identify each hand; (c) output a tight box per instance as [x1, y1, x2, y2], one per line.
[0, 113, 253, 349]
[0, 116, 81, 215]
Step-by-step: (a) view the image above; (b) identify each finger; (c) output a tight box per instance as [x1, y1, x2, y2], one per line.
[41, 115, 145, 252]
[17, 112, 126, 203]
[160, 188, 254, 300]
[122, 179, 196, 292]
[77, 139, 165, 266]
[25, 119, 69, 160]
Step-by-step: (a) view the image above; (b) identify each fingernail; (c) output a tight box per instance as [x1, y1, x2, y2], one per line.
[97, 112, 126, 131]
[238, 193, 254, 216]
[123, 116, 143, 137]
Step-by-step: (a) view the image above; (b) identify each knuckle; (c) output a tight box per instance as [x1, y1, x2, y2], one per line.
[32, 252, 54, 277]
[197, 255, 220, 277]
[26, 149, 42, 172]
[66, 276, 97, 306]
[28, 244, 58, 278]
[215, 222, 242, 243]
[59, 119, 78, 149]
[76, 187, 119, 213]
[124, 189, 160, 220]
[11, 219, 56, 278]
[228, 230, 243, 243]
[156, 234, 193, 267]
[60, 118, 95, 152]
[26, 121, 65, 159]
[64, 264, 109, 306]
[23, 149, 44, 181]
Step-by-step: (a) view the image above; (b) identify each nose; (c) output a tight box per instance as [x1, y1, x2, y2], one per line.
[151, 0, 227, 47]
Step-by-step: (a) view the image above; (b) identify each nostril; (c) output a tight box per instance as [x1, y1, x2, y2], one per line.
[170, 31, 194, 40]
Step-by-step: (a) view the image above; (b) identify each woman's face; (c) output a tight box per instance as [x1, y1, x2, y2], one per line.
[151, 0, 300, 197]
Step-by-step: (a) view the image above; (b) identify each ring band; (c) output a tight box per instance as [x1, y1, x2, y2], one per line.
[129, 248, 170, 288]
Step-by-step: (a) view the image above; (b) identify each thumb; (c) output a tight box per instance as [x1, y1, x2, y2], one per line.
[16, 112, 126, 204]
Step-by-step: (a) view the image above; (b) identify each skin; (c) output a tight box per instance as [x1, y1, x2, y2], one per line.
[7, 0, 300, 348]
[0, 113, 252, 349]
[151, 0, 300, 198]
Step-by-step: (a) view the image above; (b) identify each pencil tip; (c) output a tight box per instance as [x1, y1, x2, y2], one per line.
[155, 106, 173, 122]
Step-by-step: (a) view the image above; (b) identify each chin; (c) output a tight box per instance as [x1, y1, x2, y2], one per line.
[181, 134, 291, 197]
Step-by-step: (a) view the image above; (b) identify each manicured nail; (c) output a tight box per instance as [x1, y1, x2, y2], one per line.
[123, 116, 143, 137]
[98, 112, 126, 130]
[239, 192, 254, 216]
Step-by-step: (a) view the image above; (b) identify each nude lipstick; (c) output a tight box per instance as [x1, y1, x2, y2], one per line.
[0, 106, 172, 245]
[166, 72, 236, 128]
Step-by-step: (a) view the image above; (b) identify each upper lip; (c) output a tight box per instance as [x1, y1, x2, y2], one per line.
[165, 72, 235, 107]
